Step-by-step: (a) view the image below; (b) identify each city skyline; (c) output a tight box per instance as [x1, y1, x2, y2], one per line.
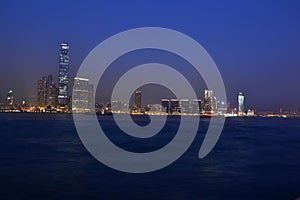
[0, 40, 297, 114]
[0, 41, 257, 116]
[0, 1, 300, 111]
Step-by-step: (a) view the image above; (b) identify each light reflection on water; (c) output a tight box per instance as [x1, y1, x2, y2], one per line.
[0, 113, 299, 200]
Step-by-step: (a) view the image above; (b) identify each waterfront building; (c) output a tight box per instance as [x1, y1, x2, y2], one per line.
[37, 80, 43, 107]
[72, 77, 94, 113]
[134, 91, 141, 112]
[238, 92, 245, 116]
[204, 89, 213, 113]
[37, 75, 57, 108]
[58, 43, 70, 107]
[6, 90, 14, 109]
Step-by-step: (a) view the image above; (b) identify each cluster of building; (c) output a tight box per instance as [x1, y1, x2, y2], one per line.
[0, 43, 94, 113]
[0, 42, 297, 117]
[35, 43, 96, 113]
[35, 43, 71, 112]
[0, 42, 253, 116]
[108, 90, 254, 117]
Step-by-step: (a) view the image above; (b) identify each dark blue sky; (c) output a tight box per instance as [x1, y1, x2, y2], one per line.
[0, 0, 299, 111]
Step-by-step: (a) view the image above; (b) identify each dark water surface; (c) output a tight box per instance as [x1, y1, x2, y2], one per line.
[0, 113, 300, 200]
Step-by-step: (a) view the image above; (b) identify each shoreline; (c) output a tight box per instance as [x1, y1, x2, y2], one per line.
[0, 110, 298, 118]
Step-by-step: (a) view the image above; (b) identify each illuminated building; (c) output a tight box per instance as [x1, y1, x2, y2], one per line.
[58, 43, 70, 107]
[48, 80, 58, 107]
[238, 92, 245, 116]
[161, 99, 170, 113]
[72, 77, 93, 113]
[217, 101, 227, 115]
[180, 99, 189, 114]
[6, 90, 14, 108]
[37, 75, 57, 107]
[134, 91, 141, 112]
[247, 109, 255, 117]
[204, 89, 213, 113]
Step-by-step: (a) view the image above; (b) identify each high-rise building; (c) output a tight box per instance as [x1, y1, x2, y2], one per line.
[134, 91, 141, 112]
[58, 43, 70, 107]
[204, 89, 213, 113]
[37, 75, 57, 107]
[37, 80, 43, 107]
[6, 90, 14, 108]
[48, 79, 58, 107]
[238, 92, 245, 116]
[72, 77, 94, 113]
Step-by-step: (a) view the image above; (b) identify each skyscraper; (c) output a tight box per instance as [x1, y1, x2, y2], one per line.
[6, 90, 14, 109]
[58, 43, 70, 107]
[37, 80, 43, 107]
[37, 75, 57, 108]
[42, 76, 48, 106]
[48, 79, 58, 107]
[135, 91, 141, 112]
[204, 89, 213, 113]
[238, 92, 245, 116]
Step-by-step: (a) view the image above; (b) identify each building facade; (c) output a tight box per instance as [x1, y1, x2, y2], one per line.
[134, 91, 141, 112]
[238, 92, 245, 116]
[58, 43, 70, 107]
[204, 89, 213, 113]
[37, 75, 57, 108]
[72, 77, 94, 113]
[6, 90, 14, 109]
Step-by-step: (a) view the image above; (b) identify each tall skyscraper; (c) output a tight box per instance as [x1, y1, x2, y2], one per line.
[134, 91, 141, 112]
[238, 92, 245, 116]
[58, 43, 70, 107]
[37, 75, 57, 107]
[204, 89, 213, 113]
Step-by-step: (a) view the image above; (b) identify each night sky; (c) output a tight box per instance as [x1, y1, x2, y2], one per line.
[0, 0, 299, 111]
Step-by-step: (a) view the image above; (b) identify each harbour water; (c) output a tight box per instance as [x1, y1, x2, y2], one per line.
[0, 113, 299, 199]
